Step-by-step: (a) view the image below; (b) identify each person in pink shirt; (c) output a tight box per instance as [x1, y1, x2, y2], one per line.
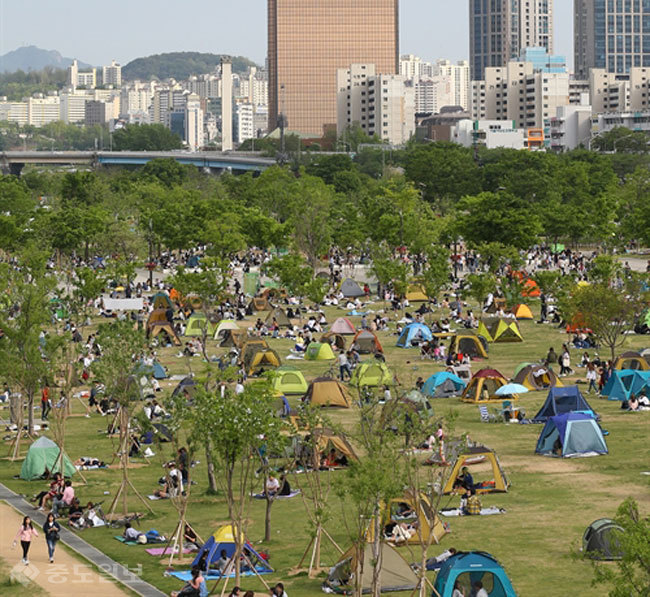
[13, 516, 38, 564]
[51, 480, 74, 517]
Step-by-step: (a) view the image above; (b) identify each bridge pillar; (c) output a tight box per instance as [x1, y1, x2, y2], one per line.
[9, 163, 24, 177]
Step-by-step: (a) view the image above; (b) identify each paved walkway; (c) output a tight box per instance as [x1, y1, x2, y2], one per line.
[0, 483, 166, 597]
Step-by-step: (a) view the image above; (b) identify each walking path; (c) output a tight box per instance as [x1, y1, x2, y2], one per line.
[0, 483, 166, 597]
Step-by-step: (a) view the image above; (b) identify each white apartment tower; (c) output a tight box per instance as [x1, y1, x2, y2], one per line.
[221, 58, 233, 151]
[337, 63, 415, 145]
[185, 93, 204, 152]
[102, 60, 122, 88]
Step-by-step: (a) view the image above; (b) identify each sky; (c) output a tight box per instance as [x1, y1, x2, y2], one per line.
[0, 0, 574, 68]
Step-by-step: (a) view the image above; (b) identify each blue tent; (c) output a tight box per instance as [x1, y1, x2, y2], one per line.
[433, 551, 517, 597]
[532, 386, 596, 423]
[191, 526, 273, 577]
[396, 322, 433, 348]
[422, 372, 466, 398]
[628, 370, 650, 398]
[601, 369, 636, 401]
[133, 360, 167, 380]
[536, 412, 608, 458]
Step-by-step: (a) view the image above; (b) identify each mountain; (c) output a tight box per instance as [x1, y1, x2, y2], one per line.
[0, 46, 91, 73]
[123, 52, 258, 81]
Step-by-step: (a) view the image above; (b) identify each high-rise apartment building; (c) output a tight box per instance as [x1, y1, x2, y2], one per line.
[470, 0, 554, 80]
[268, 0, 399, 137]
[102, 60, 122, 88]
[574, 0, 650, 78]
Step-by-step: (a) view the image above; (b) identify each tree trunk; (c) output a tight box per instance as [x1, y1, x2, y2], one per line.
[371, 507, 383, 597]
[205, 446, 218, 494]
[27, 390, 34, 436]
[264, 494, 273, 542]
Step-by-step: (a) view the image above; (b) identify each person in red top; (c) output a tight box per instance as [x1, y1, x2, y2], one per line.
[41, 386, 51, 421]
[13, 516, 38, 565]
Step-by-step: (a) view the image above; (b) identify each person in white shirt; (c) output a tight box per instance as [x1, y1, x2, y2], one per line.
[472, 581, 488, 597]
[235, 380, 245, 395]
[265, 474, 280, 496]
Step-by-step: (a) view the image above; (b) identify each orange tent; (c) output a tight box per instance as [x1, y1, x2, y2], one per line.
[169, 288, 181, 302]
[521, 279, 540, 298]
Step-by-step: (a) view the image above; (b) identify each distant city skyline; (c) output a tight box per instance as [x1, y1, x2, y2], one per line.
[0, 0, 574, 69]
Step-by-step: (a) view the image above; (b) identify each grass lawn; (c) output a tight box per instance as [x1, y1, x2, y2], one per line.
[1, 299, 649, 597]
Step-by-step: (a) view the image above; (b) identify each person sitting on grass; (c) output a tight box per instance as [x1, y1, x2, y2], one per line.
[184, 524, 202, 551]
[462, 488, 482, 516]
[171, 565, 206, 597]
[452, 467, 474, 493]
[123, 522, 145, 543]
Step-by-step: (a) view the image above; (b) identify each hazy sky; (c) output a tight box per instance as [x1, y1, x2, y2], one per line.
[0, 0, 573, 67]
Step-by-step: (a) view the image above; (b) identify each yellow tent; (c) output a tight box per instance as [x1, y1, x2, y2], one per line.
[149, 323, 182, 346]
[613, 351, 650, 371]
[478, 318, 523, 343]
[442, 446, 510, 495]
[449, 334, 488, 359]
[512, 303, 534, 320]
[461, 368, 511, 403]
[304, 377, 352, 408]
[305, 342, 336, 361]
[245, 348, 281, 376]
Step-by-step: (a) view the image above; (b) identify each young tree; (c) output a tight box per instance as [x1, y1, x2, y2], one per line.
[464, 273, 497, 311]
[590, 498, 650, 597]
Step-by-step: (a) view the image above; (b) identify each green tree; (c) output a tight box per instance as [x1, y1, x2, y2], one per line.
[112, 123, 183, 151]
[464, 273, 497, 310]
[590, 498, 650, 597]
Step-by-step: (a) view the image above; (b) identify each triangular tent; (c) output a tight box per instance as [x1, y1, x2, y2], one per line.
[351, 330, 383, 354]
[213, 319, 239, 340]
[512, 363, 562, 391]
[512, 303, 534, 320]
[239, 339, 270, 368]
[349, 361, 393, 388]
[536, 412, 608, 457]
[21, 436, 76, 480]
[191, 525, 273, 576]
[442, 446, 509, 494]
[461, 368, 509, 403]
[265, 307, 291, 328]
[149, 322, 181, 346]
[521, 279, 541, 297]
[532, 386, 596, 423]
[270, 366, 308, 395]
[324, 542, 418, 594]
[434, 552, 517, 597]
[380, 490, 448, 546]
[151, 292, 173, 310]
[421, 372, 466, 398]
[220, 328, 247, 348]
[310, 427, 358, 465]
[247, 296, 272, 312]
[303, 377, 352, 408]
[146, 309, 169, 330]
[396, 322, 433, 348]
[184, 312, 215, 337]
[305, 342, 336, 361]
[340, 278, 365, 298]
[245, 348, 281, 376]
[449, 334, 488, 359]
[330, 317, 356, 335]
[321, 332, 346, 351]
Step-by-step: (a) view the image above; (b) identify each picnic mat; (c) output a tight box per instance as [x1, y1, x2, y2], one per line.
[146, 546, 192, 556]
[252, 490, 301, 500]
[114, 535, 139, 546]
[168, 568, 271, 582]
[440, 507, 506, 517]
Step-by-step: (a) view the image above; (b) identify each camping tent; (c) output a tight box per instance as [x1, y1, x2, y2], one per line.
[324, 542, 418, 594]
[380, 490, 449, 546]
[265, 307, 292, 328]
[634, 309, 650, 334]
[512, 303, 534, 320]
[351, 330, 383, 354]
[21, 436, 76, 481]
[303, 378, 352, 408]
[191, 525, 273, 576]
[270, 366, 308, 395]
[146, 309, 169, 329]
[521, 279, 541, 297]
[330, 317, 356, 335]
[172, 377, 196, 399]
[397, 390, 434, 417]
[247, 296, 272, 312]
[433, 552, 517, 597]
[151, 292, 173, 310]
[213, 319, 239, 340]
[133, 360, 167, 380]
[321, 332, 346, 351]
[583, 519, 625, 560]
[220, 329, 246, 348]
[396, 322, 433, 348]
[307, 428, 358, 466]
[244, 348, 281, 376]
[461, 368, 510, 403]
[477, 318, 523, 343]
[536, 412, 608, 457]
[442, 446, 509, 495]
[532, 386, 596, 423]
[184, 313, 215, 337]
[350, 361, 393, 388]
[149, 322, 181, 346]
[628, 370, 650, 399]
[340, 278, 365, 298]
[449, 334, 488, 359]
[613, 351, 650, 371]
[305, 342, 336, 361]
[600, 369, 638, 401]
[422, 372, 466, 398]
[512, 363, 562, 391]
[239, 340, 270, 368]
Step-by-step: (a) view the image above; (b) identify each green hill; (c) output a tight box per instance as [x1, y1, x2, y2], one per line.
[123, 52, 258, 81]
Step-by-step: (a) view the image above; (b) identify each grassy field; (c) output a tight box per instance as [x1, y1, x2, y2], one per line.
[0, 299, 649, 597]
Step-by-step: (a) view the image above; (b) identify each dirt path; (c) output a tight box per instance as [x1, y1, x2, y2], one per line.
[0, 501, 129, 596]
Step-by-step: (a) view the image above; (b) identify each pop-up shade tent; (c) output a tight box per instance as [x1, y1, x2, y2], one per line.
[583, 519, 625, 560]
[532, 386, 596, 423]
[396, 322, 433, 348]
[21, 436, 76, 480]
[535, 412, 608, 458]
[433, 551, 517, 597]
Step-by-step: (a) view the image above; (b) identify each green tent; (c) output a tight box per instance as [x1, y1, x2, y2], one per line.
[244, 272, 260, 297]
[185, 312, 216, 337]
[350, 361, 393, 387]
[270, 366, 308, 395]
[305, 342, 336, 361]
[21, 436, 76, 481]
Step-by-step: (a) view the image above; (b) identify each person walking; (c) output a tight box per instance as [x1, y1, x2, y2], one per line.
[338, 351, 351, 382]
[13, 516, 38, 565]
[586, 362, 598, 394]
[43, 513, 61, 563]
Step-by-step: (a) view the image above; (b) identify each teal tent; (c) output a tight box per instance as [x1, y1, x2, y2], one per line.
[601, 369, 636, 401]
[433, 551, 517, 597]
[21, 436, 76, 480]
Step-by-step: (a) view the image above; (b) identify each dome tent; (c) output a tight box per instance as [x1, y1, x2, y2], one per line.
[461, 368, 510, 403]
[349, 361, 393, 388]
[396, 322, 433, 348]
[269, 366, 308, 395]
[351, 329, 383, 354]
[339, 278, 365, 298]
[422, 372, 466, 398]
[303, 377, 352, 408]
[433, 551, 517, 597]
[305, 342, 336, 361]
[213, 319, 239, 340]
[532, 386, 596, 423]
[449, 334, 488, 359]
[582, 518, 625, 560]
[21, 436, 76, 481]
[512, 363, 562, 391]
[536, 412, 608, 458]
[613, 351, 650, 371]
[330, 317, 356, 335]
[442, 445, 509, 495]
